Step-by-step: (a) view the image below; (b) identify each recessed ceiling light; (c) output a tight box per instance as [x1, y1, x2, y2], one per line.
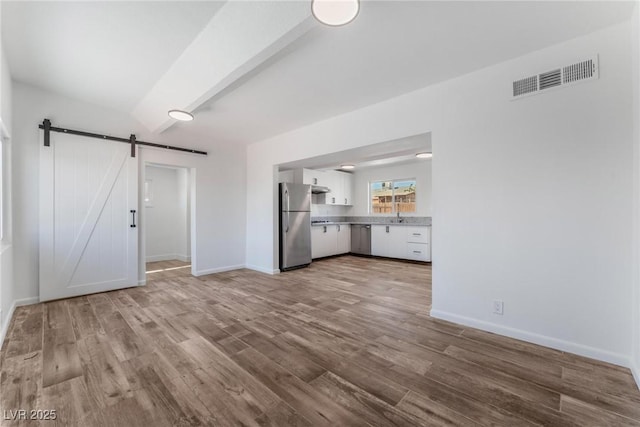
[416, 152, 432, 159]
[341, 164, 355, 170]
[312, 0, 359, 26]
[168, 110, 194, 121]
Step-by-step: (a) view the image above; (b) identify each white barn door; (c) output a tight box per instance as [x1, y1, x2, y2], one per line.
[39, 131, 138, 302]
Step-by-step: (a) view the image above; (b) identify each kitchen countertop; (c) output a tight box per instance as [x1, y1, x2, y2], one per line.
[311, 221, 431, 227]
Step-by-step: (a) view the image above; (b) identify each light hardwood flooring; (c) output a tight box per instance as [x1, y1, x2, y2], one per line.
[146, 260, 193, 281]
[2, 256, 640, 426]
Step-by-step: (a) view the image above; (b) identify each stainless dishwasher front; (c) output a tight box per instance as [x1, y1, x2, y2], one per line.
[350, 224, 371, 255]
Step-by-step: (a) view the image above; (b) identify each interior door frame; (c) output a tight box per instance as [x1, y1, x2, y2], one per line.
[139, 161, 196, 283]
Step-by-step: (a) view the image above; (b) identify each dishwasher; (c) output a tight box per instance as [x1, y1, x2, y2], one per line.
[350, 224, 371, 255]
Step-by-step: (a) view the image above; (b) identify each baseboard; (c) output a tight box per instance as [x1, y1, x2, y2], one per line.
[146, 254, 190, 263]
[631, 359, 640, 391]
[194, 264, 280, 276]
[0, 303, 15, 351]
[193, 264, 245, 277]
[15, 297, 39, 306]
[0, 297, 39, 351]
[430, 309, 629, 367]
[245, 264, 280, 275]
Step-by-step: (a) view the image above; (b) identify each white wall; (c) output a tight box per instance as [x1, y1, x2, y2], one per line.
[247, 21, 636, 366]
[349, 161, 432, 217]
[1, 51, 10, 136]
[631, 3, 640, 385]
[12, 82, 246, 302]
[0, 36, 14, 344]
[137, 142, 246, 280]
[145, 165, 190, 263]
[176, 168, 191, 261]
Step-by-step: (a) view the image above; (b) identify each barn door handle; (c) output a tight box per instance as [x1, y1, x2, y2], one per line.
[130, 210, 137, 228]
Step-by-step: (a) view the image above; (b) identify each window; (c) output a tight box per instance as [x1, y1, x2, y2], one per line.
[370, 179, 416, 214]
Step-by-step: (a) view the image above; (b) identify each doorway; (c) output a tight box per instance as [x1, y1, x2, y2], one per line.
[143, 163, 193, 281]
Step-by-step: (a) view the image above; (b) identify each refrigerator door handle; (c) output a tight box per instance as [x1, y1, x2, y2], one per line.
[285, 188, 290, 232]
[285, 188, 290, 212]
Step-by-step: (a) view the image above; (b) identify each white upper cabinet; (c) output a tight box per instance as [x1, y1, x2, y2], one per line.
[294, 168, 329, 187]
[325, 171, 354, 206]
[342, 173, 354, 206]
[324, 172, 340, 205]
[292, 169, 354, 206]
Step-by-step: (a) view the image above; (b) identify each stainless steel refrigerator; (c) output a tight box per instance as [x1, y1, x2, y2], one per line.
[279, 183, 312, 271]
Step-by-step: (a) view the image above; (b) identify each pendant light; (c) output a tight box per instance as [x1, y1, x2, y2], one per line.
[312, 0, 360, 26]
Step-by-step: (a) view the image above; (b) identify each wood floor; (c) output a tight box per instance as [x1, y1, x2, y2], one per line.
[2, 256, 640, 426]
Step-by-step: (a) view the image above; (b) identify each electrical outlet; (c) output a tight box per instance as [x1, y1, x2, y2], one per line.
[493, 300, 504, 315]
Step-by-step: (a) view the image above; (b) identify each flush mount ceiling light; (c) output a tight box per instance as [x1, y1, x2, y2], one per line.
[341, 164, 355, 170]
[312, 0, 360, 26]
[168, 110, 194, 122]
[416, 152, 433, 159]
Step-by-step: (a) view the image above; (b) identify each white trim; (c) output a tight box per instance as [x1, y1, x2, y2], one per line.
[145, 254, 191, 263]
[0, 305, 14, 348]
[631, 360, 640, 391]
[0, 297, 39, 350]
[246, 265, 281, 275]
[0, 117, 10, 141]
[193, 264, 245, 277]
[245, 265, 280, 275]
[15, 297, 39, 306]
[430, 309, 629, 367]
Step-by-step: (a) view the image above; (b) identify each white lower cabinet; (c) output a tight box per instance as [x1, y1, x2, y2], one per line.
[407, 242, 429, 261]
[336, 224, 351, 254]
[311, 225, 337, 259]
[311, 225, 345, 259]
[311, 226, 323, 259]
[371, 225, 406, 258]
[313, 224, 431, 262]
[406, 226, 431, 261]
[372, 225, 431, 261]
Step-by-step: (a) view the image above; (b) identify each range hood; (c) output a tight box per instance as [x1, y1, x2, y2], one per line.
[311, 185, 331, 194]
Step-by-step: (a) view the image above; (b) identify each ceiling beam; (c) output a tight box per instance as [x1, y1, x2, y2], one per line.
[132, 0, 316, 133]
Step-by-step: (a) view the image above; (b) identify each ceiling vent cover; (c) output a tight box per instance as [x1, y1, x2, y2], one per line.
[512, 55, 598, 100]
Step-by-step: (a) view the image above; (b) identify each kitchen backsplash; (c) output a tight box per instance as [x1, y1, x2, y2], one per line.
[310, 203, 350, 216]
[311, 215, 431, 226]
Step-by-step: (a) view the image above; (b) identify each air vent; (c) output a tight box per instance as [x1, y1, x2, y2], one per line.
[513, 76, 538, 97]
[512, 55, 598, 99]
[563, 58, 595, 84]
[539, 69, 561, 90]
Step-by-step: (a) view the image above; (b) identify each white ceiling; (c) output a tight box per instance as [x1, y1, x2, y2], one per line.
[1, 1, 224, 112]
[279, 133, 431, 171]
[2, 1, 636, 145]
[184, 0, 635, 144]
